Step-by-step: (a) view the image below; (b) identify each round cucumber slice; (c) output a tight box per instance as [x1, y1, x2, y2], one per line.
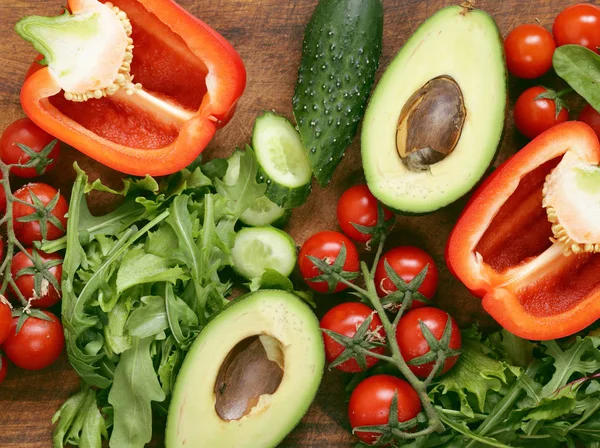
[240, 196, 288, 227]
[232, 226, 297, 280]
[253, 112, 312, 208]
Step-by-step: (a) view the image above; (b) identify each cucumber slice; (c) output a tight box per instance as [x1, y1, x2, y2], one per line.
[240, 196, 290, 227]
[223, 149, 290, 227]
[252, 112, 312, 208]
[232, 227, 297, 280]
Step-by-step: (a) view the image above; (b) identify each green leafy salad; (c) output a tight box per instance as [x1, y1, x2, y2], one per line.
[45, 149, 272, 447]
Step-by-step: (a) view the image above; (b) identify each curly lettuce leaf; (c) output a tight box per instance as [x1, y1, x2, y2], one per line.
[431, 338, 511, 417]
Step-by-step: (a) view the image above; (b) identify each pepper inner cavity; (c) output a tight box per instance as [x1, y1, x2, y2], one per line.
[396, 76, 466, 171]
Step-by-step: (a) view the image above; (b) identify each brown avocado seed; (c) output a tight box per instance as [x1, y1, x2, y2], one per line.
[214, 335, 284, 421]
[396, 76, 466, 171]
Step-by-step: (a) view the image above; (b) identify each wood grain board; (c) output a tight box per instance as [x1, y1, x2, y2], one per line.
[0, 0, 584, 446]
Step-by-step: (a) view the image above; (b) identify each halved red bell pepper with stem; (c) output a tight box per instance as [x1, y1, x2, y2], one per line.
[17, 0, 246, 176]
[446, 121, 600, 340]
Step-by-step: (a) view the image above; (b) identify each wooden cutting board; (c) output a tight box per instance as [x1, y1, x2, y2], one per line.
[0, 0, 581, 446]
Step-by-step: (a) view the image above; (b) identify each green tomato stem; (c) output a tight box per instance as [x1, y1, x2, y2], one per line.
[360, 236, 444, 435]
[0, 160, 48, 307]
[424, 352, 447, 388]
[354, 346, 395, 364]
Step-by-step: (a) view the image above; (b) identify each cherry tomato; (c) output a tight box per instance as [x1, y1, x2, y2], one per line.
[374, 247, 439, 308]
[337, 185, 394, 243]
[320, 302, 385, 373]
[299, 231, 360, 293]
[0, 118, 60, 178]
[553, 4, 600, 54]
[0, 299, 11, 345]
[348, 374, 421, 445]
[514, 87, 569, 140]
[2, 310, 64, 371]
[11, 249, 63, 308]
[504, 24, 556, 79]
[0, 355, 7, 384]
[396, 307, 461, 379]
[579, 104, 600, 139]
[12, 183, 68, 246]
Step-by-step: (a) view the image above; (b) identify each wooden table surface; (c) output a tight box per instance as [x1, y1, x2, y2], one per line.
[0, 0, 583, 446]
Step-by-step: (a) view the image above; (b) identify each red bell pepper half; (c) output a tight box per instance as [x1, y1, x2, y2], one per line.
[446, 122, 600, 340]
[17, 0, 246, 176]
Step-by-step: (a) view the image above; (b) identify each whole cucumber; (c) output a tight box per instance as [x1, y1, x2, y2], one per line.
[293, 0, 383, 186]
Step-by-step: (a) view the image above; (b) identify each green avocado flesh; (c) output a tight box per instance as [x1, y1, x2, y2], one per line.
[362, 5, 507, 214]
[165, 290, 325, 448]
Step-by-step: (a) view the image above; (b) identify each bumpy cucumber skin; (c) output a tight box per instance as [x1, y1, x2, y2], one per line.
[293, 0, 383, 186]
[253, 112, 312, 209]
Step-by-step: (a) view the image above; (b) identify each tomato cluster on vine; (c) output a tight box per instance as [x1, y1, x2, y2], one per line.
[297, 183, 462, 446]
[0, 117, 69, 382]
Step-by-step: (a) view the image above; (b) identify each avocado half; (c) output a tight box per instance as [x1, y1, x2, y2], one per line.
[165, 290, 325, 448]
[362, 5, 507, 214]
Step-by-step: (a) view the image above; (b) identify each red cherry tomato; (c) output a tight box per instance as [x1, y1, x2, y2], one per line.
[12, 183, 68, 246]
[320, 302, 385, 373]
[0, 355, 7, 384]
[396, 307, 461, 379]
[0, 299, 11, 345]
[514, 87, 569, 140]
[374, 247, 439, 308]
[298, 231, 360, 293]
[2, 310, 64, 371]
[11, 249, 63, 308]
[348, 374, 421, 445]
[553, 3, 600, 54]
[337, 185, 394, 243]
[0, 117, 60, 178]
[504, 24, 556, 79]
[579, 104, 600, 139]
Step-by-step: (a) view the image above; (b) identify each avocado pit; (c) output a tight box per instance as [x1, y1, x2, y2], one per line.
[214, 335, 284, 421]
[396, 76, 466, 171]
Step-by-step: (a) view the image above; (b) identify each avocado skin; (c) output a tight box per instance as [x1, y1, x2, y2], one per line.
[293, 0, 383, 187]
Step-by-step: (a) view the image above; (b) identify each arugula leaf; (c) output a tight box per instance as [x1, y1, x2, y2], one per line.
[488, 330, 535, 368]
[541, 337, 600, 397]
[164, 283, 199, 348]
[249, 268, 317, 308]
[214, 146, 266, 218]
[108, 337, 165, 448]
[249, 268, 294, 292]
[126, 296, 169, 339]
[156, 335, 182, 398]
[161, 166, 212, 198]
[52, 385, 106, 448]
[144, 223, 178, 258]
[116, 245, 187, 294]
[202, 157, 229, 180]
[437, 413, 514, 448]
[105, 299, 133, 356]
